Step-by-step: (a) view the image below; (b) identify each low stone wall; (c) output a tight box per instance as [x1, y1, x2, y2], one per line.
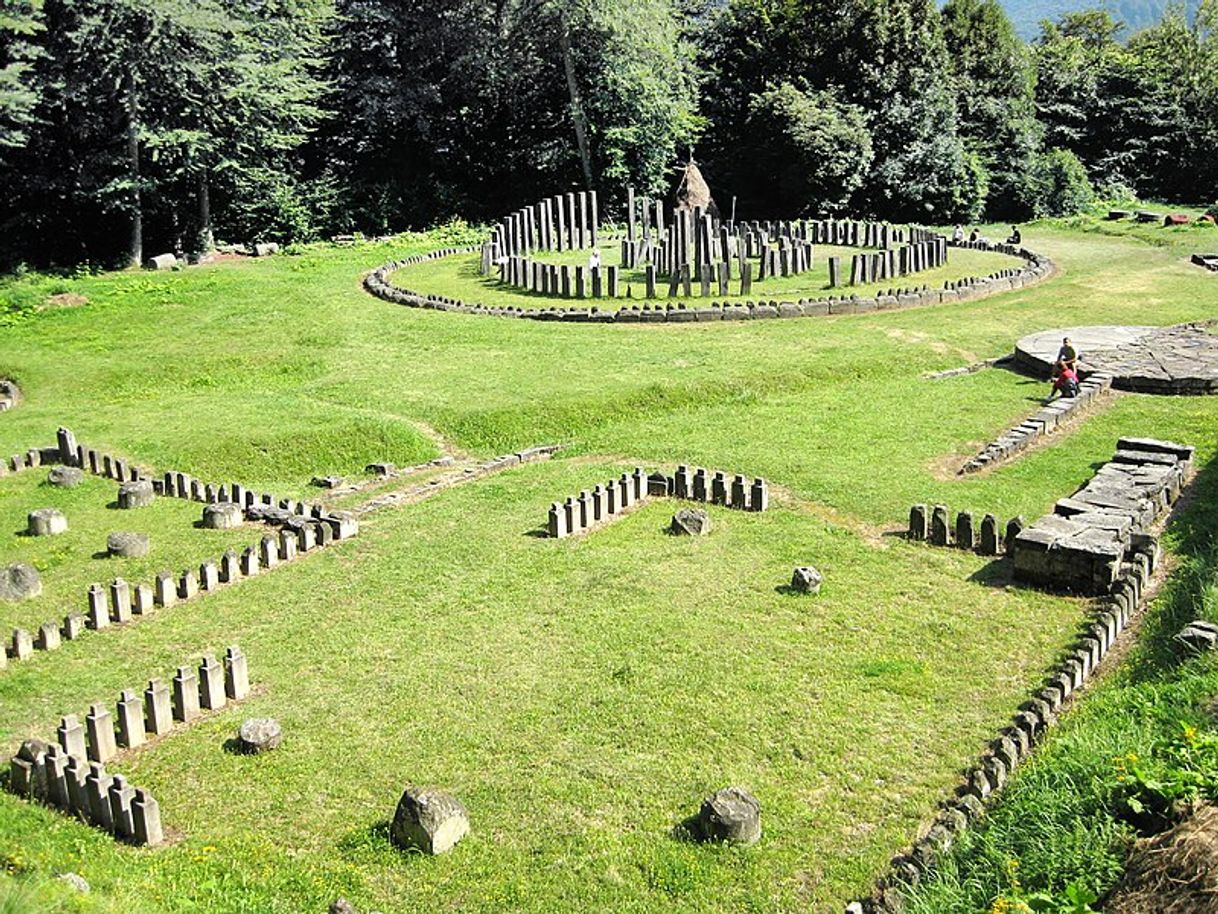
[958, 372, 1114, 474]
[907, 504, 1023, 556]
[364, 241, 1054, 325]
[547, 464, 770, 538]
[2, 428, 359, 671]
[1012, 438, 1193, 595]
[6, 646, 250, 846]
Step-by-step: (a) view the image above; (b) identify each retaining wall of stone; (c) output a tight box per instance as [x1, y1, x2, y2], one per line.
[958, 372, 1114, 475]
[364, 241, 1054, 325]
[2, 428, 359, 671]
[1012, 438, 1193, 595]
[547, 464, 770, 538]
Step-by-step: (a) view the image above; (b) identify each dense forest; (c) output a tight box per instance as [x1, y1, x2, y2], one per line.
[1, 0, 1217, 269]
[995, 0, 1203, 38]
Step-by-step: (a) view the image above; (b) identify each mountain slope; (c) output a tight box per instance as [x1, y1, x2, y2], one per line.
[996, 0, 1201, 39]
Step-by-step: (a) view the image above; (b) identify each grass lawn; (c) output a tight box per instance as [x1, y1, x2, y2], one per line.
[0, 213, 1216, 912]
[392, 238, 1025, 308]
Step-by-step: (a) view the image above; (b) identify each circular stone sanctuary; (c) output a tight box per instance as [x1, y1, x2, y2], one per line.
[1015, 323, 1218, 393]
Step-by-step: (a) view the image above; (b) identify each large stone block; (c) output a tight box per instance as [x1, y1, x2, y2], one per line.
[391, 787, 470, 855]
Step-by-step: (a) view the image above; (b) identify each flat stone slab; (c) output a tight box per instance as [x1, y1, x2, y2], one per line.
[1015, 324, 1218, 394]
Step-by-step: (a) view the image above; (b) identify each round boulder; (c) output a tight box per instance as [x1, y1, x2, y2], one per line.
[791, 566, 823, 595]
[117, 480, 155, 509]
[27, 508, 67, 536]
[203, 502, 244, 530]
[670, 508, 711, 536]
[47, 465, 84, 488]
[107, 532, 150, 558]
[695, 786, 761, 845]
[0, 563, 41, 601]
[237, 718, 282, 754]
[391, 787, 470, 855]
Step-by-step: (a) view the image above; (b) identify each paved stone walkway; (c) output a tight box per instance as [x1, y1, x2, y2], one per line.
[1015, 323, 1218, 394]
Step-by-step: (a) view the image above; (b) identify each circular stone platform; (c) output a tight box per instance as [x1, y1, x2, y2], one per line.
[1014, 323, 1218, 394]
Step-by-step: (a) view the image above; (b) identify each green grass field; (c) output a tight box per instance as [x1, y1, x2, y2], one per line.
[1, 213, 1217, 913]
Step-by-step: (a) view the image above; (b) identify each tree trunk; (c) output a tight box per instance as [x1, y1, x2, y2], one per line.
[198, 171, 214, 253]
[559, 20, 594, 190]
[126, 77, 142, 268]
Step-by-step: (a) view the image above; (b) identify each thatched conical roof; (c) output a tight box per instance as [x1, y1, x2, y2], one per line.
[674, 158, 719, 218]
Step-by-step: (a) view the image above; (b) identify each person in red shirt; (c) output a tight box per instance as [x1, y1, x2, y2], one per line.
[1047, 360, 1079, 401]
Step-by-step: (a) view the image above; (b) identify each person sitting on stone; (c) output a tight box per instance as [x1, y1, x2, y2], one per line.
[1047, 361, 1079, 401]
[953, 224, 965, 243]
[588, 248, 601, 271]
[1056, 337, 1078, 372]
[1006, 225, 1022, 245]
[968, 228, 980, 243]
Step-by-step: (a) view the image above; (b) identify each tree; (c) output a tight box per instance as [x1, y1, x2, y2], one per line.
[0, 0, 42, 148]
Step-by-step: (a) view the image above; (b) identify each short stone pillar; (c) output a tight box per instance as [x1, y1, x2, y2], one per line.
[144, 679, 172, 736]
[694, 786, 761, 845]
[116, 690, 145, 749]
[132, 788, 163, 846]
[730, 475, 748, 509]
[198, 653, 226, 710]
[154, 572, 177, 608]
[85, 703, 117, 763]
[171, 666, 200, 722]
[87, 583, 108, 629]
[199, 560, 219, 591]
[10, 627, 33, 660]
[955, 511, 976, 551]
[1005, 516, 1025, 555]
[548, 503, 567, 538]
[28, 508, 68, 536]
[178, 568, 199, 600]
[85, 762, 114, 831]
[979, 514, 1001, 555]
[224, 645, 249, 700]
[750, 478, 769, 512]
[57, 714, 87, 759]
[220, 549, 239, 583]
[35, 621, 61, 651]
[908, 504, 928, 540]
[110, 578, 131, 623]
[117, 480, 155, 509]
[202, 502, 243, 530]
[391, 787, 470, 855]
[108, 774, 136, 840]
[930, 505, 951, 546]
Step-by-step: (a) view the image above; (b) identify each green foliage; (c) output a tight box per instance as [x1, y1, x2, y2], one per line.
[1032, 148, 1095, 216]
[0, 0, 42, 148]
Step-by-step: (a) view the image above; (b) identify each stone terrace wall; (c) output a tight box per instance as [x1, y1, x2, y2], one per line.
[1012, 438, 1193, 594]
[365, 240, 1053, 325]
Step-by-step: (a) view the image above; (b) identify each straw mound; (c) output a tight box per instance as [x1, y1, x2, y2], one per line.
[1106, 803, 1218, 914]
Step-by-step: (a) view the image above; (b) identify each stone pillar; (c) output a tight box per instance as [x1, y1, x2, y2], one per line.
[154, 572, 177, 608]
[44, 744, 69, 809]
[1005, 516, 1025, 556]
[674, 465, 692, 499]
[132, 788, 163, 846]
[955, 511, 976, 551]
[85, 703, 117, 763]
[750, 478, 769, 512]
[692, 469, 708, 502]
[110, 578, 131, 623]
[711, 472, 728, 506]
[132, 583, 154, 615]
[10, 628, 32, 660]
[63, 612, 85, 641]
[85, 762, 114, 832]
[116, 690, 145, 748]
[979, 514, 1000, 555]
[88, 583, 109, 629]
[632, 467, 646, 502]
[606, 265, 618, 298]
[108, 775, 136, 840]
[930, 505, 951, 546]
[828, 256, 841, 288]
[172, 666, 200, 722]
[65, 754, 88, 821]
[645, 264, 657, 299]
[577, 491, 593, 529]
[908, 504, 928, 540]
[200, 560, 219, 591]
[259, 535, 278, 569]
[35, 621, 61, 651]
[220, 550, 239, 583]
[240, 546, 259, 576]
[178, 568, 199, 600]
[279, 529, 297, 562]
[618, 475, 632, 509]
[199, 653, 227, 710]
[144, 679, 172, 736]
[57, 714, 87, 759]
[224, 646, 250, 700]
[548, 503, 567, 538]
[574, 266, 586, 298]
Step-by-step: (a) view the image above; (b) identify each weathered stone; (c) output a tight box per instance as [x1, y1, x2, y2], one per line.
[117, 480, 155, 509]
[790, 566, 823, 595]
[154, 572, 177, 608]
[10, 627, 33, 660]
[224, 645, 250, 700]
[35, 620, 61, 650]
[694, 786, 761, 845]
[116, 690, 144, 749]
[1174, 620, 1218, 655]
[172, 666, 201, 722]
[0, 562, 41, 600]
[979, 514, 1001, 555]
[28, 507, 68, 536]
[57, 714, 87, 758]
[48, 465, 84, 488]
[908, 504, 928, 540]
[955, 511, 976, 551]
[930, 505, 951, 546]
[144, 679, 172, 736]
[391, 787, 470, 855]
[85, 703, 117, 763]
[57, 873, 89, 894]
[203, 502, 244, 529]
[107, 532, 149, 558]
[237, 717, 282, 753]
[670, 508, 711, 536]
[131, 788, 163, 846]
[198, 653, 226, 710]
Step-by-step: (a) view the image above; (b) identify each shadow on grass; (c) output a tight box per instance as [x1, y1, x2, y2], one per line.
[966, 559, 1014, 588]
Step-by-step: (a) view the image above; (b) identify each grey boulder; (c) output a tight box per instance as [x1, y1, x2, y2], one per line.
[391, 787, 469, 855]
[694, 786, 761, 845]
[0, 563, 41, 600]
[107, 532, 150, 558]
[670, 508, 711, 537]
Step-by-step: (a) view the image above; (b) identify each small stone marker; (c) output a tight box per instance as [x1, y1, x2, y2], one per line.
[1004, 516, 1025, 555]
[224, 645, 250, 700]
[10, 628, 33, 660]
[198, 653, 226, 710]
[391, 787, 470, 855]
[117, 480, 155, 509]
[131, 787, 163, 846]
[694, 786, 761, 845]
[203, 502, 243, 529]
[955, 511, 976, 551]
[930, 505, 951, 546]
[144, 679, 172, 736]
[172, 666, 201, 722]
[35, 620, 61, 651]
[0, 562, 41, 601]
[670, 508, 710, 536]
[237, 718, 282, 754]
[28, 508, 68, 536]
[908, 504, 929, 540]
[85, 703, 117, 763]
[979, 514, 1000, 555]
[48, 465, 84, 488]
[154, 572, 177, 608]
[791, 566, 823, 594]
[57, 714, 87, 759]
[116, 690, 145, 749]
[107, 532, 150, 558]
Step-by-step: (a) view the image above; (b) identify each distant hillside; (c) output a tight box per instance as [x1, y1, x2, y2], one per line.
[997, 0, 1201, 39]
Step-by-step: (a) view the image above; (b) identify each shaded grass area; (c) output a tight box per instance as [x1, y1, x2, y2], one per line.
[392, 241, 1023, 309]
[0, 218, 1215, 911]
[899, 451, 1218, 913]
[0, 472, 261, 633]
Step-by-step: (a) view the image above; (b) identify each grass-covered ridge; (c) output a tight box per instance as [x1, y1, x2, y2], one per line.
[0, 217, 1216, 912]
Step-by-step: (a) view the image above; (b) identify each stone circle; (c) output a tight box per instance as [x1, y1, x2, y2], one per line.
[391, 787, 470, 855]
[203, 502, 244, 530]
[1015, 324, 1218, 394]
[107, 532, 150, 558]
[0, 563, 42, 601]
[237, 718, 282, 754]
[27, 508, 68, 536]
[670, 508, 711, 536]
[791, 566, 823, 594]
[117, 479, 155, 509]
[47, 465, 84, 488]
[695, 786, 761, 845]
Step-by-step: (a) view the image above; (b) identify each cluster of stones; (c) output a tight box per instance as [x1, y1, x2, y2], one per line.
[1175, 619, 1218, 655]
[546, 465, 769, 538]
[851, 485, 1178, 913]
[1012, 438, 1193, 595]
[483, 190, 600, 267]
[1191, 253, 1218, 272]
[6, 647, 248, 846]
[959, 372, 1114, 474]
[1, 427, 358, 671]
[908, 505, 1024, 556]
[364, 240, 1053, 324]
[0, 378, 18, 412]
